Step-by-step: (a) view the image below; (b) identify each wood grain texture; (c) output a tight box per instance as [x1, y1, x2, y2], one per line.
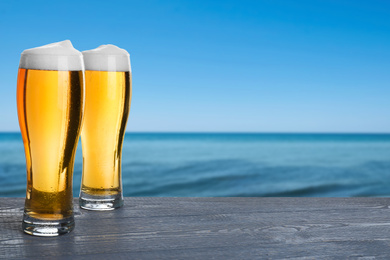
[1, 197, 390, 259]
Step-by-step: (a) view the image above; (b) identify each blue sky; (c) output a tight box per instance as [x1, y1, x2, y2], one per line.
[0, 0, 389, 132]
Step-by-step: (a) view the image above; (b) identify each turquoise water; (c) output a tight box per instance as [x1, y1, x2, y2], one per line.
[1, 133, 390, 197]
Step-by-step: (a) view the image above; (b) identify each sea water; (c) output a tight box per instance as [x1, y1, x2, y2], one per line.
[1, 133, 390, 197]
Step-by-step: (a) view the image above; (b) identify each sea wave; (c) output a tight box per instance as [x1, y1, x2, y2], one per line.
[120, 159, 390, 197]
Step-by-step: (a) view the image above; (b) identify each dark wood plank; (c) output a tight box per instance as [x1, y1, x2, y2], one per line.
[1, 197, 390, 259]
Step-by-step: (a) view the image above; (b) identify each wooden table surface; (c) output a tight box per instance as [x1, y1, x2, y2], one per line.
[1, 197, 390, 259]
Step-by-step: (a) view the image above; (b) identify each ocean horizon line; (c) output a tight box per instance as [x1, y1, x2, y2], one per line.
[1, 131, 390, 135]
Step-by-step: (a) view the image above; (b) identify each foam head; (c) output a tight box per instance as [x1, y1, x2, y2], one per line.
[82, 45, 130, 72]
[19, 40, 83, 71]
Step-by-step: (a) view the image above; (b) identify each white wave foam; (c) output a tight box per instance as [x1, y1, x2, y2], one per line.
[19, 40, 83, 71]
[82, 44, 130, 72]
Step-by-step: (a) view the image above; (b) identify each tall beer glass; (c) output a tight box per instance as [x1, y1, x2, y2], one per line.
[79, 45, 131, 210]
[17, 40, 84, 236]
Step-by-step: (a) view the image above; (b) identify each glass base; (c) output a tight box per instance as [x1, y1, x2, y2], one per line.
[22, 213, 74, 237]
[79, 191, 123, 211]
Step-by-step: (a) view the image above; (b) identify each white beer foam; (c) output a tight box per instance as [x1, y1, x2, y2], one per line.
[82, 45, 131, 72]
[19, 40, 83, 71]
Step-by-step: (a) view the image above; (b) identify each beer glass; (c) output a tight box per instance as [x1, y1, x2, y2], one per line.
[16, 40, 84, 236]
[79, 45, 131, 210]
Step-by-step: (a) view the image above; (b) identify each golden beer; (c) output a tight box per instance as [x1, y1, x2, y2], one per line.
[17, 40, 84, 236]
[81, 71, 131, 196]
[80, 44, 131, 210]
[17, 69, 83, 220]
